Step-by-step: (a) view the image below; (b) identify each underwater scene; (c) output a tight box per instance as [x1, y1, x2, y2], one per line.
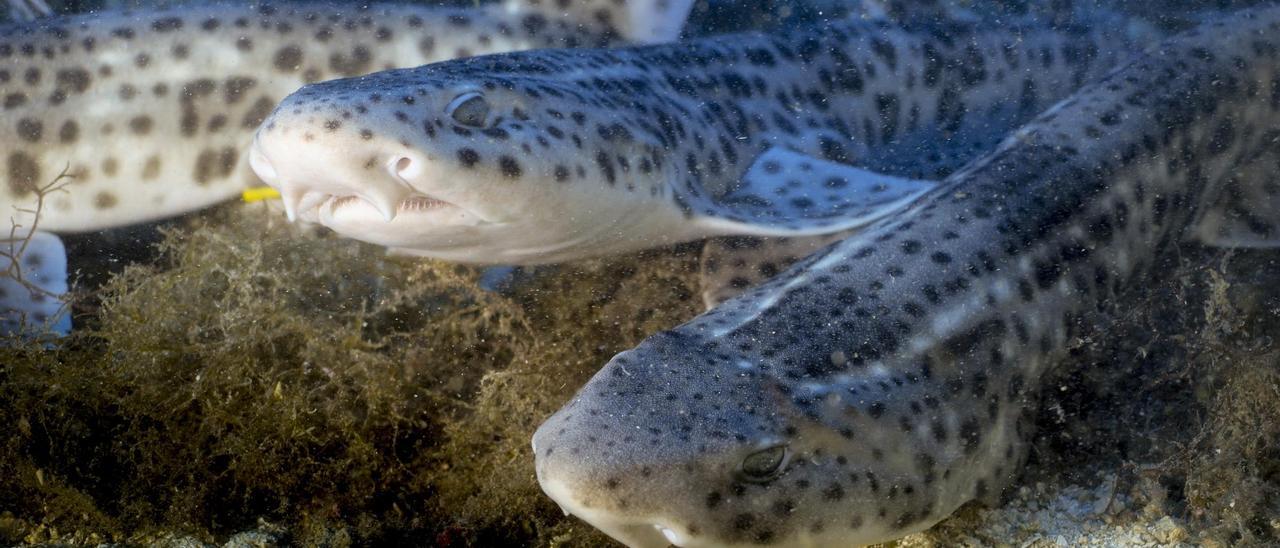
[3, 0, 1280, 546]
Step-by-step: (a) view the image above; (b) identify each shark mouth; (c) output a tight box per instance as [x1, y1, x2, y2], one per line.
[328, 194, 454, 216]
[284, 190, 458, 223]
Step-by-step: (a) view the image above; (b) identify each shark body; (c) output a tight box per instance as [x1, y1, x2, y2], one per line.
[0, 0, 692, 336]
[1, 0, 692, 233]
[532, 6, 1280, 547]
[250, 14, 1137, 275]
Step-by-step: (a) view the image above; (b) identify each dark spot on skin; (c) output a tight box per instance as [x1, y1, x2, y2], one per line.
[823, 483, 844, 501]
[102, 158, 118, 177]
[595, 151, 616, 185]
[208, 114, 227, 133]
[458, 149, 480, 168]
[705, 492, 722, 509]
[16, 119, 42, 143]
[242, 97, 275, 129]
[129, 116, 153, 135]
[7, 152, 40, 197]
[94, 191, 118, 209]
[151, 16, 183, 32]
[499, 156, 522, 179]
[143, 156, 162, 180]
[55, 68, 91, 94]
[194, 147, 238, 185]
[58, 121, 78, 143]
[4, 93, 27, 110]
[329, 45, 372, 77]
[224, 77, 256, 104]
[274, 45, 303, 72]
[868, 402, 886, 419]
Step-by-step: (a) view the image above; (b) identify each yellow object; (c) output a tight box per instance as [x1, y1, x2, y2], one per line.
[241, 187, 281, 202]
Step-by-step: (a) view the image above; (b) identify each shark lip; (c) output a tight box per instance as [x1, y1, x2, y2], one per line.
[325, 193, 457, 217]
[538, 474, 679, 548]
[284, 190, 466, 223]
[312, 190, 506, 231]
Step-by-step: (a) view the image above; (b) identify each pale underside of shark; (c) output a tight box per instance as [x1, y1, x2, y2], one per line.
[0, 0, 693, 337]
[532, 5, 1280, 547]
[250, 10, 1146, 308]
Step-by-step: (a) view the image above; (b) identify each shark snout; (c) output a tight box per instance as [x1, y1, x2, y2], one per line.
[249, 131, 427, 223]
[248, 140, 278, 184]
[532, 406, 692, 548]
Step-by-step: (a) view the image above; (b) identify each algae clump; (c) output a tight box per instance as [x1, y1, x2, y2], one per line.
[0, 202, 702, 545]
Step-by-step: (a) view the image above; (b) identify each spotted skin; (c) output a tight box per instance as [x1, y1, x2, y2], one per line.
[698, 232, 848, 307]
[532, 6, 1280, 547]
[0, 0, 691, 234]
[251, 16, 1134, 265]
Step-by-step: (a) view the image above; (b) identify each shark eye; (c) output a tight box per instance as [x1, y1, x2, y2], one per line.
[738, 445, 789, 483]
[447, 92, 490, 128]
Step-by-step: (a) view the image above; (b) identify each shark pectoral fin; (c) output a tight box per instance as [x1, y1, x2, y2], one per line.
[1, 231, 71, 339]
[690, 148, 937, 238]
[699, 231, 853, 309]
[506, 0, 694, 43]
[1189, 143, 1280, 248]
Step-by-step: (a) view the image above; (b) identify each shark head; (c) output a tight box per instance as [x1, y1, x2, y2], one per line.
[249, 55, 704, 265]
[531, 326, 977, 547]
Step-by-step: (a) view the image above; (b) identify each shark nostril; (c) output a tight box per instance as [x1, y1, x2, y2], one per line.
[391, 156, 419, 181]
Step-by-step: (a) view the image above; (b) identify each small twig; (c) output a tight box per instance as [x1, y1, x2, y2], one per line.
[3, 165, 75, 315]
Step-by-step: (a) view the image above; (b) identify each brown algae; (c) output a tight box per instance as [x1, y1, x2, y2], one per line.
[0, 201, 702, 545]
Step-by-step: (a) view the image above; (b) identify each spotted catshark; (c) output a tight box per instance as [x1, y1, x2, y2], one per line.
[249, 13, 1139, 290]
[0, 0, 693, 335]
[531, 5, 1280, 547]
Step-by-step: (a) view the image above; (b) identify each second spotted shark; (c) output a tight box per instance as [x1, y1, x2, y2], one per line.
[0, 0, 692, 336]
[250, 12, 1142, 296]
[532, 5, 1280, 547]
